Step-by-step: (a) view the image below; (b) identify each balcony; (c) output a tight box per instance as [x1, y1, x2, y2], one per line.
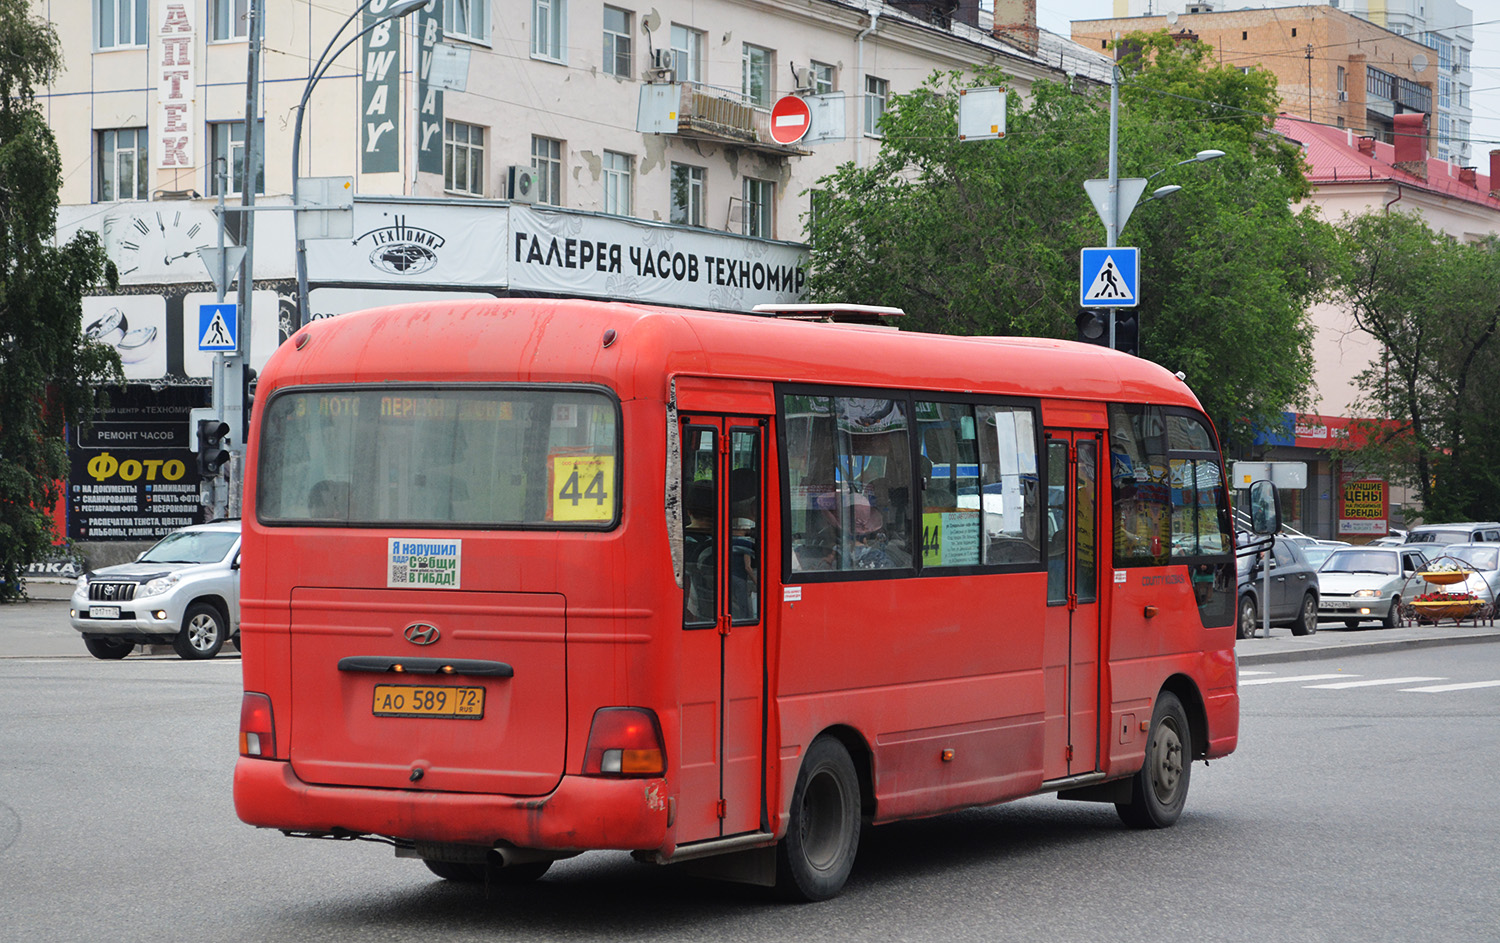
[672, 82, 811, 158]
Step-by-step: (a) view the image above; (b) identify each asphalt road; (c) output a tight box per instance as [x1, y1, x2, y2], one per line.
[3, 593, 1498, 942]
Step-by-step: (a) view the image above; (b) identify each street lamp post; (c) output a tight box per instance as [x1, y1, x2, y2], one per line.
[292, 0, 428, 329]
[1088, 55, 1225, 350]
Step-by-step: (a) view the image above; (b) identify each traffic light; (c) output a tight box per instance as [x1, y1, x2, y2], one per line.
[1114, 312, 1139, 358]
[244, 368, 258, 422]
[1075, 309, 1109, 347]
[197, 419, 231, 477]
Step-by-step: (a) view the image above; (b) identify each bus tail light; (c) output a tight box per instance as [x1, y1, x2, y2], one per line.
[582, 707, 665, 776]
[239, 692, 279, 759]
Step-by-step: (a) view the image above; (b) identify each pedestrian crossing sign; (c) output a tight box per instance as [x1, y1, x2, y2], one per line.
[198, 303, 238, 352]
[1079, 247, 1139, 308]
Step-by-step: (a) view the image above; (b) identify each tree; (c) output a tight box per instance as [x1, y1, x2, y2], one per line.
[0, 0, 121, 602]
[803, 32, 1332, 451]
[1331, 211, 1500, 522]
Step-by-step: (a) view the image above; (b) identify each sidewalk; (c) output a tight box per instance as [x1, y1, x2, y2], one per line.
[4, 579, 1499, 662]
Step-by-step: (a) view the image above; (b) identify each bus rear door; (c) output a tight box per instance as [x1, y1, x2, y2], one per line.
[1043, 428, 1102, 779]
[679, 413, 767, 841]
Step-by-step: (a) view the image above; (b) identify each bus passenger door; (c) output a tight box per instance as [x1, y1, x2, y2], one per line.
[678, 416, 767, 841]
[1042, 431, 1101, 779]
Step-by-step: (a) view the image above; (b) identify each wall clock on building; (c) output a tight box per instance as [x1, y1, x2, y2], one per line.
[101, 205, 227, 282]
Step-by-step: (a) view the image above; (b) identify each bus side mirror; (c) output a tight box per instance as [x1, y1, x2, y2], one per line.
[1249, 480, 1280, 535]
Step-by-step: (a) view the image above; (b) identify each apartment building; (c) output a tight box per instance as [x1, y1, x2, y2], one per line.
[1074, 5, 1441, 156]
[1092, 0, 1474, 162]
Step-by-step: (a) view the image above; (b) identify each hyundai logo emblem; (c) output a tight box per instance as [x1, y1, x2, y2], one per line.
[403, 622, 440, 646]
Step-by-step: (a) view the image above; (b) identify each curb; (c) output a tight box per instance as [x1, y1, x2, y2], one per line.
[1236, 631, 1500, 665]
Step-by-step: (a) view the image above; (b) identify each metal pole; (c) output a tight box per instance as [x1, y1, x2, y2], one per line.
[207, 160, 229, 521]
[227, 0, 263, 520]
[1106, 55, 1120, 349]
[294, 0, 383, 329]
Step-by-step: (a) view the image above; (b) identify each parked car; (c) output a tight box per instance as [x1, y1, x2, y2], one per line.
[1405, 522, 1500, 546]
[1424, 543, 1500, 608]
[1316, 544, 1428, 628]
[69, 520, 240, 660]
[1237, 535, 1320, 639]
[1301, 543, 1342, 569]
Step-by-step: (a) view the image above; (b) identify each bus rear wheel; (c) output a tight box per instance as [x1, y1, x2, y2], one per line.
[776, 735, 861, 902]
[1117, 691, 1191, 829]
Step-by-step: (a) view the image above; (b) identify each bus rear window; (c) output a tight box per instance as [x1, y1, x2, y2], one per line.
[256, 387, 619, 527]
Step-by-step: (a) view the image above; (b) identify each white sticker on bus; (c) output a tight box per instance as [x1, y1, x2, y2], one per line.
[388, 538, 462, 589]
[1114, 570, 1127, 583]
[784, 586, 802, 602]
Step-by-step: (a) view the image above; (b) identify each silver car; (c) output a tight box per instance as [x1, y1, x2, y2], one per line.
[69, 520, 240, 660]
[1317, 545, 1428, 628]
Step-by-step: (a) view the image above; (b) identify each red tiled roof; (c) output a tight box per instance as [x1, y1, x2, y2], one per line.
[1273, 114, 1500, 211]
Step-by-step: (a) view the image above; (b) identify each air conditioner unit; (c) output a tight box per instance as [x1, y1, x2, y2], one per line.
[1338, 90, 1349, 102]
[652, 48, 674, 71]
[794, 66, 813, 92]
[508, 165, 537, 203]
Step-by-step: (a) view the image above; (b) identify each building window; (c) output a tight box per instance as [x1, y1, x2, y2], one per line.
[209, 121, 265, 196]
[811, 61, 836, 94]
[533, 0, 567, 61]
[603, 6, 632, 77]
[98, 128, 147, 202]
[446, 0, 489, 43]
[444, 121, 485, 196]
[743, 44, 773, 107]
[532, 136, 563, 205]
[210, 0, 248, 41]
[864, 75, 889, 138]
[97, 0, 148, 49]
[1336, 66, 1346, 93]
[1440, 75, 1451, 110]
[602, 151, 632, 216]
[670, 163, 704, 226]
[743, 178, 773, 238]
[670, 25, 704, 83]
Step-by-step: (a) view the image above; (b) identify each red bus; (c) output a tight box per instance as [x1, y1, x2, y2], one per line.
[234, 298, 1245, 900]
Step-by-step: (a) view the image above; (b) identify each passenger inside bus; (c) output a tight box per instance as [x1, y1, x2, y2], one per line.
[683, 480, 716, 623]
[307, 479, 349, 520]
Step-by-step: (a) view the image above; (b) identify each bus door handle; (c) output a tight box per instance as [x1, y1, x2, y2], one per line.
[337, 656, 515, 679]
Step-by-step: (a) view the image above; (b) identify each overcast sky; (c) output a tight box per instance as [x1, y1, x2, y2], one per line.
[1034, 1, 1500, 166]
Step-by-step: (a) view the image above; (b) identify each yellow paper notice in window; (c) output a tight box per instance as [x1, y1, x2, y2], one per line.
[552, 456, 616, 521]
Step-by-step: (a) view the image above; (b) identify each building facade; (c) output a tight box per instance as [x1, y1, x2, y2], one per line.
[1252, 115, 1500, 538]
[1074, 5, 1441, 156]
[1087, 0, 1473, 162]
[31, 0, 1109, 559]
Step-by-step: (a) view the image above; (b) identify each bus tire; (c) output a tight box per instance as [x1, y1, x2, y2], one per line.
[173, 602, 226, 660]
[83, 635, 133, 660]
[1116, 691, 1190, 830]
[776, 736, 861, 902]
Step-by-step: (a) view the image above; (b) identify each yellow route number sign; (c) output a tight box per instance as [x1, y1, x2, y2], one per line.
[552, 455, 616, 521]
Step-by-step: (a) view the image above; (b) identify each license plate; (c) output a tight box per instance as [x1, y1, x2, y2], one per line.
[372, 684, 484, 719]
[88, 606, 121, 619]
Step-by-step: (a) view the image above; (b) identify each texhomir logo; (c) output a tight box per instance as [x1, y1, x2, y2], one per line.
[356, 214, 446, 275]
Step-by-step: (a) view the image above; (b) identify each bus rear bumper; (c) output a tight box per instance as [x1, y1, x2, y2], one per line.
[234, 758, 671, 852]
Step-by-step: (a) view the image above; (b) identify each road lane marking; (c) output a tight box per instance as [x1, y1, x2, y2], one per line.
[1401, 680, 1500, 693]
[1304, 677, 1446, 689]
[1239, 674, 1352, 685]
[1238, 670, 1276, 676]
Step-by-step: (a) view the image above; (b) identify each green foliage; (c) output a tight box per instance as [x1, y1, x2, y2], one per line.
[803, 32, 1331, 451]
[0, 0, 121, 601]
[1331, 211, 1500, 522]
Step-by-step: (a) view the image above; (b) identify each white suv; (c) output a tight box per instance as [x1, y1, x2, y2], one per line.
[69, 520, 240, 660]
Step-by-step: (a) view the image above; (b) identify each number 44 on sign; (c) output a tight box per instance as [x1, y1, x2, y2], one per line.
[552, 455, 616, 521]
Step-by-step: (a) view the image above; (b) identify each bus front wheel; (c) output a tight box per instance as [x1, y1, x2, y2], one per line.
[776, 735, 861, 902]
[1116, 691, 1190, 829]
